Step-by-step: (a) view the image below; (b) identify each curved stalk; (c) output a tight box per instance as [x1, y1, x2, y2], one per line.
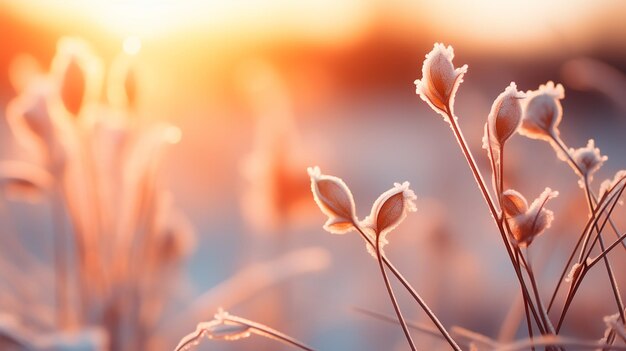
[368, 223, 417, 351]
[441, 104, 545, 336]
[581, 177, 625, 323]
[352, 225, 461, 350]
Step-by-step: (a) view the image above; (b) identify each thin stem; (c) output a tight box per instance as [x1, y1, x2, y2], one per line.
[546, 226, 586, 313]
[561, 234, 626, 334]
[552, 135, 626, 254]
[442, 104, 544, 336]
[582, 182, 626, 262]
[549, 136, 604, 261]
[174, 315, 316, 351]
[517, 249, 555, 335]
[582, 177, 625, 323]
[353, 307, 451, 341]
[590, 230, 626, 268]
[368, 223, 417, 351]
[443, 105, 499, 220]
[555, 184, 626, 332]
[353, 226, 461, 350]
[555, 262, 587, 333]
[498, 146, 540, 340]
[226, 315, 316, 351]
[547, 180, 624, 313]
[591, 190, 626, 252]
[515, 250, 536, 351]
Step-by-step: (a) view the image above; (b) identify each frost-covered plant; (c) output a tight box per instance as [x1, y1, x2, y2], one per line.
[0, 37, 193, 350]
[304, 42, 626, 351]
[174, 309, 314, 351]
[414, 43, 626, 349]
[307, 165, 460, 351]
[2, 38, 334, 351]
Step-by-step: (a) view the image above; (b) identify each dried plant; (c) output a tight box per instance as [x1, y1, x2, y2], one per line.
[412, 43, 626, 349]
[0, 37, 192, 350]
[5, 35, 626, 351]
[174, 309, 315, 351]
[303, 42, 626, 350]
[308, 166, 460, 350]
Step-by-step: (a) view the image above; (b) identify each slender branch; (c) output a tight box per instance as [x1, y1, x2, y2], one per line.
[555, 183, 626, 332]
[353, 307, 450, 341]
[515, 250, 536, 351]
[498, 146, 540, 340]
[549, 136, 626, 258]
[357, 221, 417, 351]
[224, 315, 316, 351]
[443, 105, 499, 220]
[590, 231, 626, 268]
[546, 224, 586, 313]
[548, 177, 625, 314]
[591, 190, 626, 252]
[582, 183, 626, 262]
[517, 249, 555, 335]
[352, 225, 461, 350]
[442, 104, 544, 336]
[174, 313, 315, 351]
[582, 176, 625, 324]
[377, 238, 417, 350]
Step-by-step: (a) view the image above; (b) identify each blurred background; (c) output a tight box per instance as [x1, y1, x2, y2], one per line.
[1, 0, 626, 350]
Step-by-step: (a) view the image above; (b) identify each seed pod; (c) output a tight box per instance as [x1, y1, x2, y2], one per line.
[501, 189, 528, 218]
[414, 43, 468, 119]
[487, 82, 525, 147]
[308, 166, 357, 234]
[570, 139, 607, 185]
[504, 187, 559, 247]
[362, 181, 417, 257]
[519, 81, 565, 141]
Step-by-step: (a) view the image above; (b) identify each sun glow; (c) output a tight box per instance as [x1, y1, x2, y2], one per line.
[5, 0, 371, 46]
[123, 36, 142, 56]
[414, 0, 605, 52]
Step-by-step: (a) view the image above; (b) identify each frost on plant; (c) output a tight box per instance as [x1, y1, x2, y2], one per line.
[361, 181, 417, 257]
[599, 170, 626, 198]
[308, 166, 357, 234]
[414, 43, 468, 120]
[570, 139, 608, 186]
[519, 81, 565, 142]
[502, 188, 559, 247]
[174, 309, 314, 351]
[308, 166, 417, 257]
[484, 82, 525, 149]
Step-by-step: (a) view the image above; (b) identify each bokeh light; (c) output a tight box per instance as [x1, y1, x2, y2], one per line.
[1, 1, 626, 350]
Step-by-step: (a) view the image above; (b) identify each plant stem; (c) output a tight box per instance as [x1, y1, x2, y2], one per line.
[516, 249, 555, 335]
[367, 223, 417, 351]
[590, 230, 626, 268]
[582, 182, 626, 262]
[515, 250, 536, 351]
[555, 183, 626, 331]
[555, 265, 586, 333]
[443, 106, 498, 219]
[546, 227, 586, 313]
[581, 177, 625, 324]
[353, 226, 461, 350]
[498, 146, 540, 340]
[442, 105, 544, 336]
[547, 179, 624, 314]
[226, 315, 317, 351]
